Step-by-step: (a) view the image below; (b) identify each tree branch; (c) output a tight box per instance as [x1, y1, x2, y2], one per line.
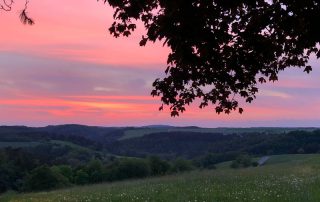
[1, 0, 34, 25]
[0, 0, 14, 11]
[19, 0, 34, 25]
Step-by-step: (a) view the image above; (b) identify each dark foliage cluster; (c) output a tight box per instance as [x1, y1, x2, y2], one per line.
[101, 0, 320, 115]
[0, 147, 193, 193]
[230, 154, 257, 168]
[0, 143, 102, 193]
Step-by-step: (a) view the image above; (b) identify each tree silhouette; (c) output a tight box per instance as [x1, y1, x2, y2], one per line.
[5, 1, 320, 116]
[102, 0, 320, 116]
[1, 0, 34, 25]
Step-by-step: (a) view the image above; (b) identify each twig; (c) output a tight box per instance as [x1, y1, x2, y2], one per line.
[0, 0, 14, 11]
[19, 0, 34, 25]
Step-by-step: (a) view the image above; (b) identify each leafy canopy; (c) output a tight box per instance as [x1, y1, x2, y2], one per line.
[4, 1, 320, 116]
[101, 0, 320, 116]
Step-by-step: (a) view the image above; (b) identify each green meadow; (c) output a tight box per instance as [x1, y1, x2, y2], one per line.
[2, 154, 320, 202]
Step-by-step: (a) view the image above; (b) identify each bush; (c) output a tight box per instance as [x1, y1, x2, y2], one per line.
[199, 153, 219, 169]
[24, 165, 69, 191]
[74, 169, 89, 185]
[86, 159, 105, 183]
[51, 165, 73, 182]
[148, 156, 171, 176]
[107, 158, 150, 181]
[171, 159, 194, 173]
[230, 155, 252, 169]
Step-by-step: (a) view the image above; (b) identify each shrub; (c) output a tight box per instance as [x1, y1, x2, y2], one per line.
[74, 169, 89, 185]
[171, 159, 194, 173]
[51, 165, 73, 182]
[199, 153, 219, 169]
[108, 158, 151, 181]
[230, 155, 252, 169]
[148, 156, 171, 176]
[24, 165, 69, 191]
[86, 159, 105, 183]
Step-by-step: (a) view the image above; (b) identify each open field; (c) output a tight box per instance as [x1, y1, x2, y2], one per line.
[2, 154, 320, 202]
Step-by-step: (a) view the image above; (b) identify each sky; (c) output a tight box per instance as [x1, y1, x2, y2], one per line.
[0, 0, 319, 127]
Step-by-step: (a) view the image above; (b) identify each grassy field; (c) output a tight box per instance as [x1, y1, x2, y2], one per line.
[2, 154, 320, 202]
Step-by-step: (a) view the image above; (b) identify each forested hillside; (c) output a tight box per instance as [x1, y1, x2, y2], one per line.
[1, 125, 320, 193]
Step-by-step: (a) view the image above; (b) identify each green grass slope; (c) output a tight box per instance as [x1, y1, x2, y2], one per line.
[3, 154, 320, 202]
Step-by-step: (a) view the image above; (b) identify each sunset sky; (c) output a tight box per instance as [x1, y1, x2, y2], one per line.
[0, 0, 319, 127]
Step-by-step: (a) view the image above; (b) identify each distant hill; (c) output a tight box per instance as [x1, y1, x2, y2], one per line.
[0, 125, 319, 159]
[0, 125, 126, 143]
[38, 124, 125, 143]
[119, 126, 319, 140]
[143, 125, 175, 128]
[1, 124, 317, 141]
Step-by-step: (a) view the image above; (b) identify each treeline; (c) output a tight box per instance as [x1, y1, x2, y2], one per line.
[0, 147, 196, 193]
[23, 157, 197, 192]
[0, 144, 100, 193]
[0, 145, 256, 193]
[0, 130, 104, 152]
[108, 130, 320, 158]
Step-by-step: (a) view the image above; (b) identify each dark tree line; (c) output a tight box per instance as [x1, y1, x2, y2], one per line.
[0, 146, 194, 193]
[108, 130, 320, 159]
